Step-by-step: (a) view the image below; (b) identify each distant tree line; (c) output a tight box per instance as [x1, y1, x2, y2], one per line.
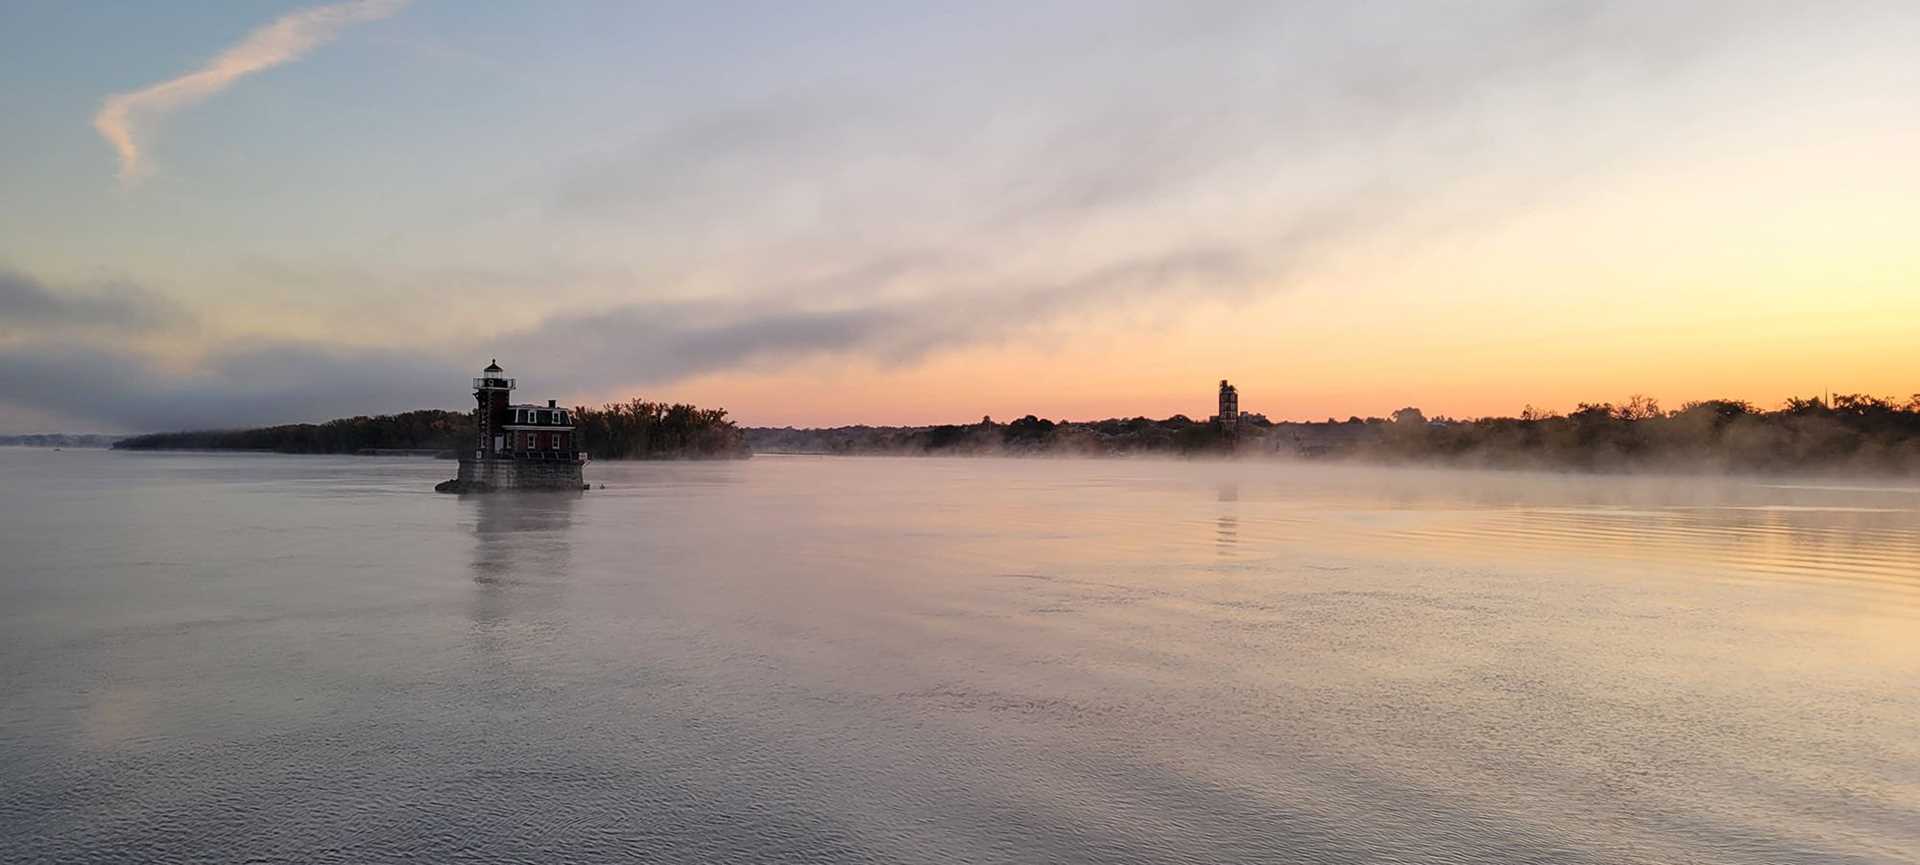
[571, 399, 749, 459]
[746, 394, 1920, 474]
[106, 392, 1920, 473]
[113, 410, 473, 454]
[1344, 393, 1920, 474]
[0, 433, 122, 448]
[746, 414, 1243, 456]
[114, 400, 749, 460]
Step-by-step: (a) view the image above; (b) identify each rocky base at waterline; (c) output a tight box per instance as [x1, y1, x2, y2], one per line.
[434, 477, 590, 494]
[436, 457, 589, 493]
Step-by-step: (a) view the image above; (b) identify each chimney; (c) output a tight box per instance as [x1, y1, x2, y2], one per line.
[548, 399, 557, 408]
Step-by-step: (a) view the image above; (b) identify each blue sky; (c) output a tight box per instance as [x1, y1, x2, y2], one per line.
[3, 1, 1918, 432]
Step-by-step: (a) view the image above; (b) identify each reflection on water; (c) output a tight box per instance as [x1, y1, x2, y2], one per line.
[468, 492, 578, 650]
[1215, 482, 1239, 558]
[471, 491, 579, 585]
[1, 450, 1916, 864]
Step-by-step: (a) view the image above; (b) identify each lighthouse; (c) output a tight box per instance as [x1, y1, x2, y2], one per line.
[473, 359, 514, 459]
[1216, 379, 1239, 431]
[439, 359, 587, 492]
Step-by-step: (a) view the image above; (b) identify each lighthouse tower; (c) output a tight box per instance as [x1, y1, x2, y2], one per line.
[473, 359, 516, 459]
[1217, 379, 1239, 431]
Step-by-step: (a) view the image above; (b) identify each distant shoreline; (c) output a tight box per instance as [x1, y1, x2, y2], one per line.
[743, 395, 1920, 476]
[0, 434, 122, 449]
[38, 392, 1920, 476]
[111, 400, 750, 462]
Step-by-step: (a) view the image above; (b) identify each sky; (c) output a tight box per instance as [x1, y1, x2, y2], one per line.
[1, 0, 1917, 433]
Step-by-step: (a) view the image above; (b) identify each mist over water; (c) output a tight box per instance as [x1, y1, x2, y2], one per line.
[2, 449, 1916, 864]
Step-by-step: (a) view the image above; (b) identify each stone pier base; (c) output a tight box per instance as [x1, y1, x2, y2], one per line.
[437, 458, 586, 493]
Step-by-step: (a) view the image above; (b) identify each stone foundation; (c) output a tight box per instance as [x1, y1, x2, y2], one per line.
[438, 458, 586, 493]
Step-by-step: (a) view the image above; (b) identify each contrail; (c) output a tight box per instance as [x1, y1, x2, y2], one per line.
[92, 0, 407, 183]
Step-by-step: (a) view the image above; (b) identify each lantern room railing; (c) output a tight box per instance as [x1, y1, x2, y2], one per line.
[472, 377, 517, 390]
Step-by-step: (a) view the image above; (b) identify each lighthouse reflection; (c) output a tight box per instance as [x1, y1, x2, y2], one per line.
[468, 492, 579, 635]
[1215, 482, 1239, 558]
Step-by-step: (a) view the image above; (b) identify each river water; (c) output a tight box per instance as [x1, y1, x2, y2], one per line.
[2, 449, 1916, 864]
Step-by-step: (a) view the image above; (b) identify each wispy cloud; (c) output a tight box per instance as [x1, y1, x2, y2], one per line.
[0, 242, 1274, 431]
[92, 0, 407, 183]
[0, 341, 460, 433]
[0, 268, 184, 333]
